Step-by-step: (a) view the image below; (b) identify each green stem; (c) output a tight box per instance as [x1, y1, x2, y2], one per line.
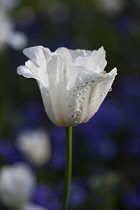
[62, 126, 73, 210]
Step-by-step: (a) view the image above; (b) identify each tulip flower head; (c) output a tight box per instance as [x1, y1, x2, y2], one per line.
[17, 46, 117, 126]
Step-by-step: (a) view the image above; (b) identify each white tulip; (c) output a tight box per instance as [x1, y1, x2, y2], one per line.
[17, 46, 117, 127]
[0, 163, 36, 208]
[20, 203, 47, 210]
[16, 130, 51, 166]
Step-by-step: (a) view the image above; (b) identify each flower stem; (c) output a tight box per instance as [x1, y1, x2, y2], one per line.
[62, 126, 73, 210]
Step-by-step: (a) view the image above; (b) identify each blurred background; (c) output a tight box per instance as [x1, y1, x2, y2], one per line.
[0, 0, 140, 210]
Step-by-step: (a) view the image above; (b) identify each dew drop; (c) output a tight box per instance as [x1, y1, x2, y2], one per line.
[68, 105, 73, 109]
[101, 92, 105, 96]
[84, 114, 87, 118]
[77, 93, 81, 97]
[70, 114, 75, 119]
[80, 83, 85, 87]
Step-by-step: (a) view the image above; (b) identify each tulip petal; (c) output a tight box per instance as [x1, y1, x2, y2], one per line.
[17, 65, 35, 78]
[23, 46, 43, 59]
[86, 67, 117, 122]
[39, 85, 58, 126]
[23, 46, 51, 66]
[69, 49, 92, 63]
[65, 67, 117, 126]
[66, 66, 101, 91]
[56, 47, 72, 65]
[73, 47, 107, 73]
[65, 67, 103, 126]
[25, 60, 39, 78]
[46, 54, 68, 124]
[23, 47, 51, 88]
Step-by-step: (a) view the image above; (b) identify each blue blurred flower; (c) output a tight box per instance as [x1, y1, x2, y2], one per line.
[124, 190, 140, 209]
[22, 102, 45, 128]
[33, 185, 51, 207]
[95, 138, 117, 159]
[126, 138, 140, 157]
[77, 98, 122, 139]
[70, 179, 88, 208]
[33, 184, 61, 210]
[119, 77, 140, 135]
[75, 98, 120, 161]
[33, 179, 88, 210]
[49, 126, 65, 170]
[0, 140, 24, 163]
[120, 77, 140, 99]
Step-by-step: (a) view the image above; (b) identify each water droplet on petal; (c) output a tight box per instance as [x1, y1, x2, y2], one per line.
[68, 105, 73, 109]
[80, 83, 85, 88]
[70, 114, 75, 119]
[101, 92, 105, 96]
[77, 92, 81, 97]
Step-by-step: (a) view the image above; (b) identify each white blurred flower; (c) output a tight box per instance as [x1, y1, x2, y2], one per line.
[95, 0, 125, 15]
[0, 0, 19, 11]
[17, 46, 117, 127]
[7, 31, 28, 50]
[16, 130, 51, 166]
[20, 203, 48, 210]
[0, 163, 36, 208]
[0, 11, 13, 48]
[0, 4, 27, 50]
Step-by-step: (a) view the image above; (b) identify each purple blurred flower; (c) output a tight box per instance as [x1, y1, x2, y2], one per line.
[70, 180, 88, 207]
[120, 77, 140, 99]
[49, 126, 65, 170]
[33, 185, 51, 207]
[95, 138, 117, 159]
[0, 140, 24, 163]
[124, 190, 140, 209]
[77, 98, 122, 140]
[33, 184, 61, 210]
[33, 179, 87, 210]
[126, 138, 140, 157]
[21, 102, 46, 130]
